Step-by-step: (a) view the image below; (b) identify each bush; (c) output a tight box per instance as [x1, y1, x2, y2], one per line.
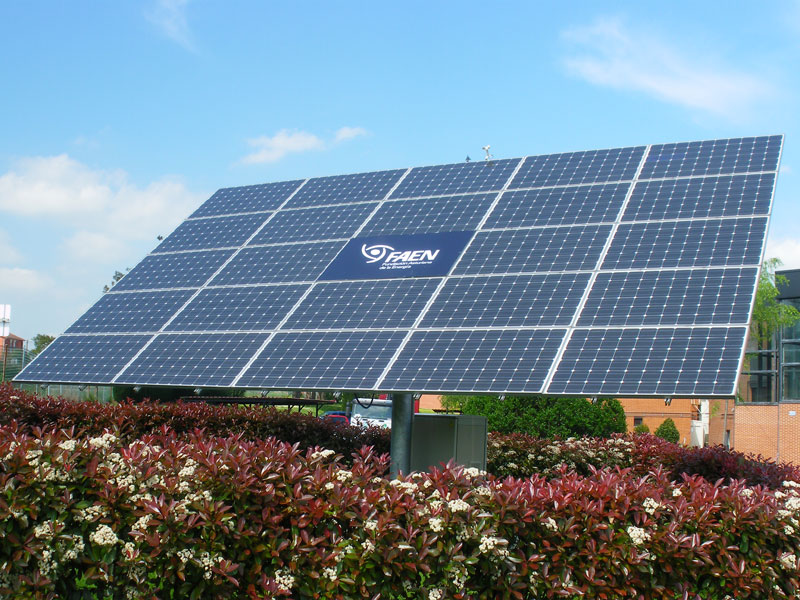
[634, 423, 650, 434]
[2, 424, 800, 598]
[654, 417, 680, 443]
[454, 395, 627, 438]
[0, 384, 389, 460]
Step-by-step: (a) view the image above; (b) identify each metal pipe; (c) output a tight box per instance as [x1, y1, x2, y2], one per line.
[389, 392, 414, 478]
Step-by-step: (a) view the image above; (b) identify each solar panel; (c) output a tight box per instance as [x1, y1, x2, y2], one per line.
[16, 135, 783, 397]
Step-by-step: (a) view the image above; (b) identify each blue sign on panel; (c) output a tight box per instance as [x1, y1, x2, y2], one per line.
[319, 231, 474, 280]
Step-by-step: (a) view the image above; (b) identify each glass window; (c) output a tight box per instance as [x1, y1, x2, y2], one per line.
[784, 366, 800, 400]
[782, 299, 800, 340]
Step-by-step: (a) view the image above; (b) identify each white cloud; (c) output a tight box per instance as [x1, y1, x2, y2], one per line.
[0, 155, 114, 216]
[766, 237, 800, 270]
[241, 130, 326, 165]
[146, 0, 195, 51]
[334, 126, 368, 143]
[0, 267, 51, 294]
[0, 155, 204, 264]
[0, 230, 22, 265]
[561, 17, 772, 119]
[240, 127, 369, 165]
[780, 164, 793, 176]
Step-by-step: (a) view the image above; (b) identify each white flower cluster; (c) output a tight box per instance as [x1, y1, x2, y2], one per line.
[543, 517, 558, 532]
[642, 497, 662, 515]
[38, 548, 58, 576]
[389, 479, 418, 493]
[132, 514, 152, 531]
[626, 525, 651, 546]
[364, 519, 378, 531]
[89, 524, 119, 546]
[362, 539, 375, 553]
[2, 441, 17, 461]
[177, 548, 194, 564]
[57, 439, 78, 452]
[198, 551, 216, 580]
[428, 588, 444, 600]
[178, 458, 198, 480]
[447, 499, 470, 513]
[428, 517, 444, 533]
[275, 567, 295, 591]
[311, 449, 335, 460]
[739, 488, 755, 498]
[779, 552, 798, 570]
[75, 504, 107, 523]
[88, 432, 117, 449]
[478, 535, 509, 559]
[672, 487, 683, 497]
[62, 535, 85, 561]
[462, 467, 486, 479]
[185, 490, 213, 505]
[25, 449, 43, 467]
[122, 541, 137, 560]
[473, 486, 492, 498]
[33, 520, 56, 540]
[322, 566, 338, 581]
[324, 482, 335, 491]
[783, 480, 800, 489]
[335, 469, 353, 482]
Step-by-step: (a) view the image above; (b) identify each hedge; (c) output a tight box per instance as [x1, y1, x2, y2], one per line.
[2, 424, 800, 599]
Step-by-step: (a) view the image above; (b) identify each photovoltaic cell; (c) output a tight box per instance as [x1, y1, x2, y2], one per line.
[455, 225, 612, 275]
[623, 174, 775, 222]
[486, 183, 630, 229]
[640, 136, 781, 180]
[65, 290, 194, 333]
[360, 194, 496, 237]
[284, 279, 440, 330]
[209, 242, 345, 285]
[421, 273, 591, 328]
[390, 159, 520, 199]
[547, 327, 746, 396]
[237, 331, 407, 389]
[189, 180, 303, 218]
[381, 329, 565, 393]
[164, 285, 309, 332]
[112, 250, 235, 291]
[508, 147, 645, 189]
[248, 203, 377, 245]
[116, 333, 267, 387]
[286, 169, 406, 208]
[578, 268, 757, 327]
[602, 218, 767, 270]
[153, 213, 271, 253]
[18, 335, 151, 383]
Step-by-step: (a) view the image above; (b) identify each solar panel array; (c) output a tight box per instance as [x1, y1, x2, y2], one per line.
[16, 135, 782, 396]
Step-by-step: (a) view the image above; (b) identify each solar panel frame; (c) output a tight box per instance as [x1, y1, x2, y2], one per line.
[15, 135, 783, 397]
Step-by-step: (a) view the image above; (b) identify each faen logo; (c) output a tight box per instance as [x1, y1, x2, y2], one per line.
[320, 231, 473, 281]
[361, 244, 440, 266]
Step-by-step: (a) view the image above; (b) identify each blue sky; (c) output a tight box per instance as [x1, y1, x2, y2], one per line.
[1, 1, 799, 341]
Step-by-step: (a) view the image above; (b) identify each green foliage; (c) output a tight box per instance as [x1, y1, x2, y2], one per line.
[454, 395, 626, 438]
[633, 423, 650, 434]
[102, 268, 130, 293]
[654, 417, 680, 443]
[30, 333, 55, 356]
[112, 386, 246, 403]
[751, 258, 800, 348]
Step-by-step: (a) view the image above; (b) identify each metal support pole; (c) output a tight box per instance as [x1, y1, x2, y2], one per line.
[389, 392, 414, 478]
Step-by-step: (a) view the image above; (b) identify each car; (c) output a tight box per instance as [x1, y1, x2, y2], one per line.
[321, 410, 350, 425]
[350, 399, 392, 429]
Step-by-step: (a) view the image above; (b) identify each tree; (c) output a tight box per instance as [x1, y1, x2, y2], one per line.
[448, 395, 627, 438]
[654, 418, 680, 443]
[30, 334, 55, 356]
[750, 258, 800, 349]
[103, 269, 130, 293]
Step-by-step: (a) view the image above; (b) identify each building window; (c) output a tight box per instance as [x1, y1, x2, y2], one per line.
[633, 417, 643, 427]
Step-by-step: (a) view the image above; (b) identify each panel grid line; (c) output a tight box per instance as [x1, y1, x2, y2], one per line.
[110, 178, 312, 383]
[373, 158, 527, 389]
[228, 168, 414, 387]
[541, 145, 653, 394]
